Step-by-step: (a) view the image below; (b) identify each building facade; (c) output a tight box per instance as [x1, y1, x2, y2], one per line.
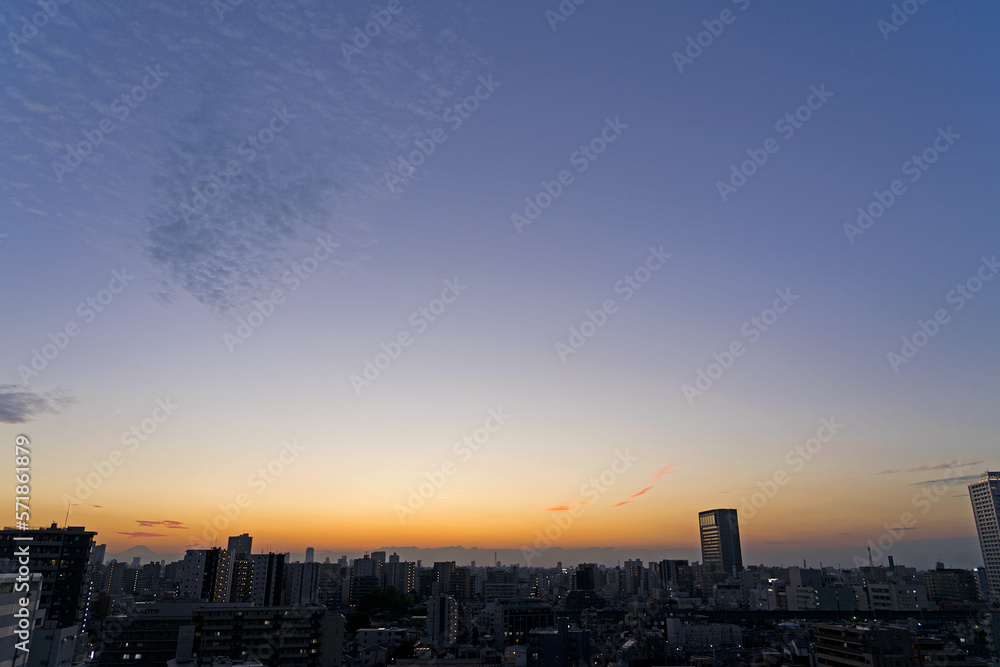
[968, 471, 1000, 604]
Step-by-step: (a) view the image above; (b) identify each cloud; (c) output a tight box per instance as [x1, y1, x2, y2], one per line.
[0, 385, 77, 423]
[542, 499, 590, 512]
[615, 462, 678, 505]
[0, 2, 488, 316]
[611, 501, 630, 507]
[136, 520, 187, 529]
[879, 461, 981, 475]
[131, 4, 488, 316]
[910, 474, 982, 487]
[118, 531, 166, 538]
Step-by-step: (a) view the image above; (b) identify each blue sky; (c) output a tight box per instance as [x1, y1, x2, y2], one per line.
[1, 1, 998, 567]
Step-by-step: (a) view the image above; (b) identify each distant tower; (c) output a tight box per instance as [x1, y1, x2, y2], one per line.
[968, 471, 1000, 603]
[305, 547, 315, 563]
[699, 509, 743, 575]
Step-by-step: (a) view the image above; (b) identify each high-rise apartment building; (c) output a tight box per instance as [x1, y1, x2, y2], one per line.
[248, 553, 285, 606]
[699, 509, 743, 575]
[283, 561, 321, 606]
[968, 471, 1000, 603]
[0, 523, 96, 629]
[428, 595, 460, 648]
[619, 559, 644, 596]
[178, 548, 232, 602]
[382, 559, 417, 594]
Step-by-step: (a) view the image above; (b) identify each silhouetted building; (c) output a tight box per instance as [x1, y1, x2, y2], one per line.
[494, 599, 554, 649]
[381, 559, 416, 593]
[247, 553, 285, 606]
[428, 595, 459, 648]
[814, 623, 919, 667]
[575, 564, 597, 592]
[0, 523, 96, 629]
[179, 548, 232, 602]
[95, 600, 344, 666]
[660, 559, 693, 595]
[969, 471, 1000, 603]
[227, 533, 253, 559]
[699, 509, 743, 575]
[283, 561, 320, 606]
[923, 563, 982, 604]
[527, 617, 592, 667]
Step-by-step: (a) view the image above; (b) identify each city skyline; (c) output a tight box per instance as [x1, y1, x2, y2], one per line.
[2, 2, 999, 571]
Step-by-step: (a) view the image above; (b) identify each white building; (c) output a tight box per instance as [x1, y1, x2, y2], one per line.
[969, 471, 1000, 603]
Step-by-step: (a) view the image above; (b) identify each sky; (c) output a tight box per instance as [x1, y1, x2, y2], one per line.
[1, 1, 999, 569]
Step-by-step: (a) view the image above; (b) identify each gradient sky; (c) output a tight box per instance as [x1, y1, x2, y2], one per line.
[2, 1, 998, 569]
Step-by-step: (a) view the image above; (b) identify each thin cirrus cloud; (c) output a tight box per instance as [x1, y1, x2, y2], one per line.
[544, 500, 590, 512]
[878, 461, 982, 475]
[135, 520, 187, 529]
[613, 463, 678, 507]
[0, 385, 77, 423]
[910, 475, 982, 487]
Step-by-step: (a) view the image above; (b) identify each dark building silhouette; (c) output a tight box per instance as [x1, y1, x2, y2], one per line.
[699, 509, 743, 575]
[814, 623, 919, 667]
[575, 563, 597, 591]
[527, 618, 593, 667]
[0, 523, 96, 628]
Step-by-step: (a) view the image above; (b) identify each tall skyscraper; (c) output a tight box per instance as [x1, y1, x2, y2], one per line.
[968, 471, 1000, 603]
[305, 546, 315, 563]
[699, 509, 743, 575]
